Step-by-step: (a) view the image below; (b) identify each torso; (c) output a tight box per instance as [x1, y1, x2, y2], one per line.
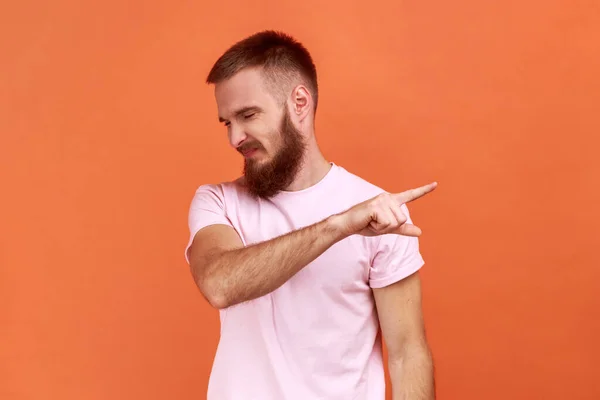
[207, 164, 393, 400]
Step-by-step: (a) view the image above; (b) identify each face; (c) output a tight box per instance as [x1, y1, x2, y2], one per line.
[215, 68, 307, 199]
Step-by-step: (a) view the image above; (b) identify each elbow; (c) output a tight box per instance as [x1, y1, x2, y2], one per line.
[204, 287, 229, 310]
[190, 261, 230, 309]
[197, 274, 230, 310]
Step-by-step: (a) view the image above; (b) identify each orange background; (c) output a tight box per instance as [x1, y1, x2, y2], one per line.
[2, 1, 599, 399]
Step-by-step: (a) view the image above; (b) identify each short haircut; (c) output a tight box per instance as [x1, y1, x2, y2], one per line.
[206, 30, 319, 113]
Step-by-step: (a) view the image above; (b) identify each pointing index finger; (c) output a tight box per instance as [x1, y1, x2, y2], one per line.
[393, 182, 438, 204]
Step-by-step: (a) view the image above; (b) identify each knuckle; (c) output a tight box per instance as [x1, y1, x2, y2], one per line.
[367, 202, 379, 214]
[398, 212, 407, 223]
[376, 192, 391, 203]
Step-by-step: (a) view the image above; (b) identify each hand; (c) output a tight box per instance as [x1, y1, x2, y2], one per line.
[336, 182, 438, 238]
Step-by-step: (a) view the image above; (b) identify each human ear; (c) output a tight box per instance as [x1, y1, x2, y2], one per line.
[291, 85, 312, 120]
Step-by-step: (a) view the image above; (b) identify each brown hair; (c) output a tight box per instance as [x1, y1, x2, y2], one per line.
[206, 30, 319, 112]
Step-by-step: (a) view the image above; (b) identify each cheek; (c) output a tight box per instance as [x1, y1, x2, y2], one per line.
[265, 134, 285, 155]
[243, 121, 266, 141]
[246, 126, 280, 151]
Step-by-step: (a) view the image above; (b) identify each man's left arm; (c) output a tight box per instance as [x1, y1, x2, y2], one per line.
[373, 271, 435, 400]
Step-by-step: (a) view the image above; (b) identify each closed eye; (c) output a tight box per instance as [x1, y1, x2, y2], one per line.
[244, 113, 256, 120]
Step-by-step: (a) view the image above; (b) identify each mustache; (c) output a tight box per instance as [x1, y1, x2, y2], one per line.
[237, 141, 264, 154]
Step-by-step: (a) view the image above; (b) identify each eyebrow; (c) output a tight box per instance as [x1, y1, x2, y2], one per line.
[218, 106, 262, 123]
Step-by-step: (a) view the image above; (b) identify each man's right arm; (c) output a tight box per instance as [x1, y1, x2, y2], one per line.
[187, 182, 437, 309]
[188, 214, 348, 309]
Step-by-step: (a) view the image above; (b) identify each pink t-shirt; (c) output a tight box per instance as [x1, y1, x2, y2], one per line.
[184, 163, 425, 400]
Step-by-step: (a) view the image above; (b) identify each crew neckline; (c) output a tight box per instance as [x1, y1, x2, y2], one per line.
[273, 162, 339, 198]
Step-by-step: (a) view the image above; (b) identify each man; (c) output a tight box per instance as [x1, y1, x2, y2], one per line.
[185, 30, 436, 400]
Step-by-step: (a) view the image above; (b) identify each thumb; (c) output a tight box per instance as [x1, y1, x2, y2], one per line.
[393, 223, 422, 237]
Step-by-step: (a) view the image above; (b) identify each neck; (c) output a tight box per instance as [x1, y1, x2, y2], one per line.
[285, 141, 331, 192]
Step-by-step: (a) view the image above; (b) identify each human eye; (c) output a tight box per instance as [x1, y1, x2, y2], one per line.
[243, 113, 256, 120]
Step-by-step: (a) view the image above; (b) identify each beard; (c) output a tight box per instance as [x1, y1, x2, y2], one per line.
[241, 108, 306, 199]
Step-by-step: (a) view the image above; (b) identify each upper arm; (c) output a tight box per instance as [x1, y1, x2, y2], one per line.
[368, 203, 427, 357]
[373, 271, 427, 358]
[184, 184, 243, 271]
[188, 224, 244, 274]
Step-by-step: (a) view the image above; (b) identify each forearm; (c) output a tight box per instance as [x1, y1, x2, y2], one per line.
[390, 343, 435, 400]
[203, 215, 347, 308]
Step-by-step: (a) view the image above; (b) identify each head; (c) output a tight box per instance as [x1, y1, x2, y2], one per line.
[206, 30, 318, 199]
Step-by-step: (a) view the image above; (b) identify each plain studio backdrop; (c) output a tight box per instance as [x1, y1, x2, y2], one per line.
[1, 1, 599, 399]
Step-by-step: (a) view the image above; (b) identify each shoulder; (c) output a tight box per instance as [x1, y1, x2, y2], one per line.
[188, 176, 251, 210]
[333, 164, 389, 201]
[191, 176, 246, 197]
[334, 164, 413, 213]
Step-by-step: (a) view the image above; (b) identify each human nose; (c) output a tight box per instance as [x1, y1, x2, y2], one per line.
[228, 123, 248, 148]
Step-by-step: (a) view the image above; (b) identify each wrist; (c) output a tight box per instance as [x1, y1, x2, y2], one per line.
[324, 213, 351, 242]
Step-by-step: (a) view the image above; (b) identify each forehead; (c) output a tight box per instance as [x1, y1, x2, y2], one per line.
[214, 67, 278, 117]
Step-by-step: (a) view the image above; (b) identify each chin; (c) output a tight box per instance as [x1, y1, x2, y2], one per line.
[252, 152, 271, 163]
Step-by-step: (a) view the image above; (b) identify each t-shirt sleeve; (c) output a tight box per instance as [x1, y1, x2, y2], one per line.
[184, 184, 233, 264]
[368, 203, 425, 288]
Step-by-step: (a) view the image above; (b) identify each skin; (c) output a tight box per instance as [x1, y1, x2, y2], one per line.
[189, 65, 436, 399]
[214, 67, 331, 192]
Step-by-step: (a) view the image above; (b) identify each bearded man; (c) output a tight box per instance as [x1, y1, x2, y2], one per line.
[184, 30, 437, 400]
